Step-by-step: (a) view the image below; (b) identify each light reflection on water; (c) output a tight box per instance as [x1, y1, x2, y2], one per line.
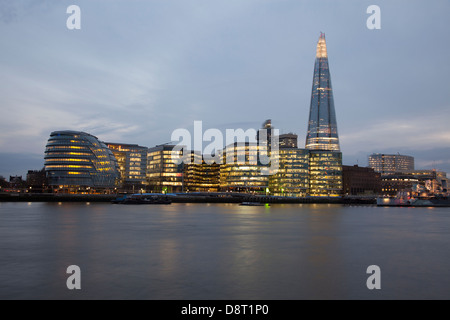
[0, 202, 449, 299]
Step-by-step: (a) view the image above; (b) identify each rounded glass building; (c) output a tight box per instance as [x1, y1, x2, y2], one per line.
[44, 131, 120, 191]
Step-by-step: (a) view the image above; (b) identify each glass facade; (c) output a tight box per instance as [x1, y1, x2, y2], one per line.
[220, 142, 269, 193]
[368, 154, 414, 176]
[106, 143, 148, 189]
[44, 131, 120, 190]
[183, 152, 220, 192]
[146, 145, 183, 193]
[305, 33, 340, 151]
[308, 151, 342, 197]
[269, 148, 309, 197]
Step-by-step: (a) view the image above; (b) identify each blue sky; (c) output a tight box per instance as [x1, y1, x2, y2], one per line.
[1, 0, 449, 177]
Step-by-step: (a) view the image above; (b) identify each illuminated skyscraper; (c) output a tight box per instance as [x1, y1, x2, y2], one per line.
[305, 33, 340, 151]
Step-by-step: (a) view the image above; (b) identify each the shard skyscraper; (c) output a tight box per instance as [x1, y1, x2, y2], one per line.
[305, 33, 340, 151]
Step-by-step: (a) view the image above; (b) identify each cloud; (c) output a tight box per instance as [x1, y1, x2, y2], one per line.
[1, 0, 450, 177]
[0, 1, 17, 23]
[340, 113, 450, 154]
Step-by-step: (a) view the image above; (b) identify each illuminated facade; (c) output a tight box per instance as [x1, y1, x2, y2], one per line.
[44, 131, 120, 192]
[368, 153, 414, 176]
[220, 142, 269, 193]
[183, 151, 220, 192]
[305, 33, 340, 151]
[269, 148, 309, 197]
[303, 34, 343, 196]
[308, 151, 342, 197]
[381, 174, 419, 196]
[147, 144, 183, 193]
[106, 143, 148, 190]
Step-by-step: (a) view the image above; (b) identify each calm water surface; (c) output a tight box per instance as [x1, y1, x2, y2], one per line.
[0, 202, 449, 299]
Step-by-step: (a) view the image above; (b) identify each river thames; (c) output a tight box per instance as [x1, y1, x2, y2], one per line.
[0, 202, 449, 300]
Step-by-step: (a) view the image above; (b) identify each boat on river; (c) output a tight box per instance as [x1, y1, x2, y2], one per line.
[112, 194, 172, 205]
[240, 202, 270, 206]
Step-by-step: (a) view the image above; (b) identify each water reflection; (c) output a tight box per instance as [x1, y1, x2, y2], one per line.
[0, 202, 449, 299]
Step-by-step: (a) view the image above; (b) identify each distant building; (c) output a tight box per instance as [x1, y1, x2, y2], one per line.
[106, 142, 148, 191]
[0, 176, 9, 189]
[269, 148, 309, 197]
[256, 119, 274, 149]
[379, 170, 448, 196]
[26, 168, 47, 192]
[279, 133, 298, 149]
[44, 131, 120, 193]
[9, 176, 24, 189]
[381, 174, 419, 196]
[407, 169, 448, 194]
[147, 144, 183, 193]
[368, 153, 414, 176]
[342, 165, 381, 196]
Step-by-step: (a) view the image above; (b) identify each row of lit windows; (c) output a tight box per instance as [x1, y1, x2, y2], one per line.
[309, 167, 341, 171]
[46, 146, 90, 150]
[45, 158, 91, 163]
[221, 182, 267, 186]
[45, 152, 92, 156]
[46, 165, 93, 169]
[47, 139, 88, 145]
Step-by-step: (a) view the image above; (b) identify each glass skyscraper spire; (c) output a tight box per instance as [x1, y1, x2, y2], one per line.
[305, 33, 340, 151]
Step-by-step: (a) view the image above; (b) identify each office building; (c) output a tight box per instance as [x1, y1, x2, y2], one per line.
[342, 165, 381, 196]
[147, 144, 183, 193]
[368, 153, 414, 175]
[381, 174, 419, 196]
[308, 151, 342, 197]
[219, 142, 269, 193]
[44, 131, 120, 192]
[269, 148, 309, 197]
[106, 142, 148, 191]
[303, 34, 342, 196]
[305, 33, 340, 151]
[183, 151, 220, 192]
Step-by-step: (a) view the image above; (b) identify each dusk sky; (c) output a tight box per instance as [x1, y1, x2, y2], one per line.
[1, 0, 449, 178]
